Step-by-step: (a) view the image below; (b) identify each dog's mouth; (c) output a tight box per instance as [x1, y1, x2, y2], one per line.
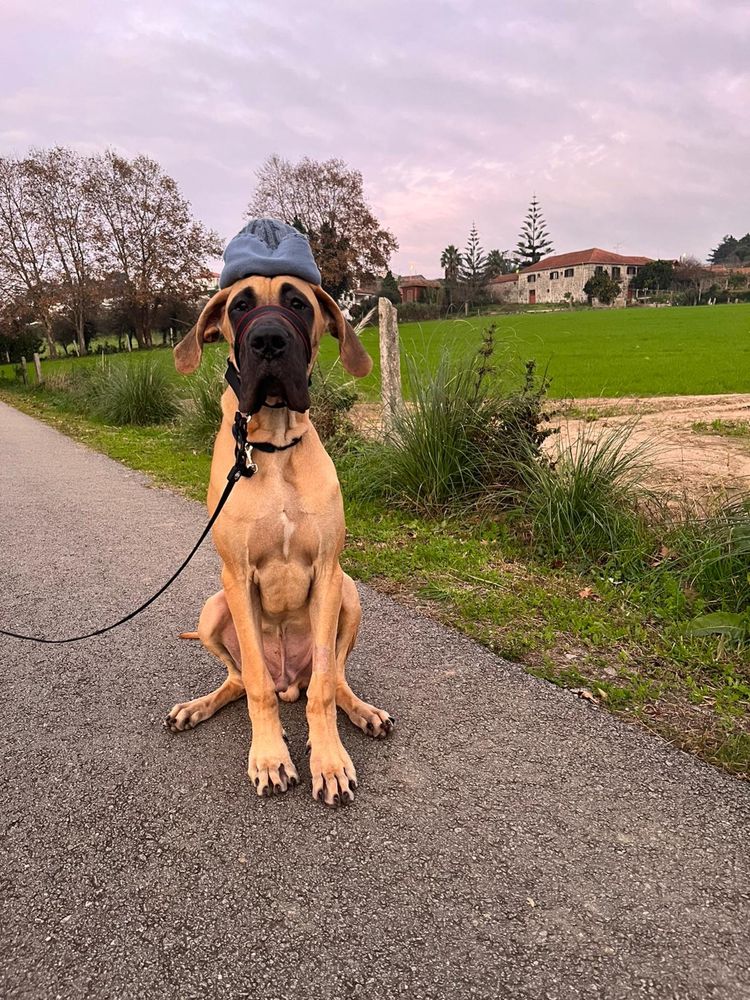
[238, 355, 311, 416]
[231, 305, 313, 416]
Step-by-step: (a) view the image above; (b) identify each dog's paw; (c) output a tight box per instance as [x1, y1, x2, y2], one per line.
[345, 701, 395, 740]
[248, 740, 299, 797]
[165, 698, 210, 733]
[308, 739, 357, 807]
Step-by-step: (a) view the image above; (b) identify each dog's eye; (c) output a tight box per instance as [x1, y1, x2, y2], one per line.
[231, 299, 250, 313]
[290, 297, 306, 311]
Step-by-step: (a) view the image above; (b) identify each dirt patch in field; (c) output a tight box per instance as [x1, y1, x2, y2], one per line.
[353, 395, 750, 499]
[548, 394, 750, 499]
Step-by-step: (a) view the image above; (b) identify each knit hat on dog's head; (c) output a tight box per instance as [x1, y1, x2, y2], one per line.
[219, 218, 321, 289]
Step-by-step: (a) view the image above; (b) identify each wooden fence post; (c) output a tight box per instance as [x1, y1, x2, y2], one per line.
[33, 352, 43, 384]
[378, 297, 402, 434]
[20, 356, 28, 385]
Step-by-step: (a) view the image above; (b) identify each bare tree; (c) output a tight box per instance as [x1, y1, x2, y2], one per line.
[248, 154, 398, 297]
[25, 147, 97, 355]
[674, 256, 713, 304]
[0, 156, 58, 357]
[87, 150, 221, 348]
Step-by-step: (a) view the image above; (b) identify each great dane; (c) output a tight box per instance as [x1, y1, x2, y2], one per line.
[166, 275, 393, 806]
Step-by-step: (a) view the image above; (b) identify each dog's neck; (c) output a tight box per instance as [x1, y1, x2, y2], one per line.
[246, 401, 311, 447]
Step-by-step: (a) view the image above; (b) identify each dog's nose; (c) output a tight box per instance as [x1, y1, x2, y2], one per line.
[248, 325, 289, 360]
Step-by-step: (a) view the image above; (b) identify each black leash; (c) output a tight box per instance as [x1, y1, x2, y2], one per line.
[0, 407, 302, 644]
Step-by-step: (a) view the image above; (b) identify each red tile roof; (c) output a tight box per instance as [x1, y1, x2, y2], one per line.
[521, 248, 652, 274]
[488, 272, 519, 284]
[398, 274, 442, 288]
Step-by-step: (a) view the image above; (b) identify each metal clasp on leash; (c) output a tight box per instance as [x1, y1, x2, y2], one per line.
[231, 411, 258, 480]
[244, 442, 258, 476]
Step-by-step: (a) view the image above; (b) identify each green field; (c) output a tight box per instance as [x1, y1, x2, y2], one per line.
[3, 303, 750, 398]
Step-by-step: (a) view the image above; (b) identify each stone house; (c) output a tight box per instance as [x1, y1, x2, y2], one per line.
[488, 249, 652, 306]
[397, 275, 443, 304]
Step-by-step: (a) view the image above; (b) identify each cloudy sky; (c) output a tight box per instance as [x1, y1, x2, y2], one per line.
[2, 0, 748, 275]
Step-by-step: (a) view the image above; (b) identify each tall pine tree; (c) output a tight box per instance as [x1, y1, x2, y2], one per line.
[459, 223, 487, 303]
[515, 196, 554, 267]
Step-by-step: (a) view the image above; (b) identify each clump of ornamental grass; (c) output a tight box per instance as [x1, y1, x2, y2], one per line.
[667, 494, 750, 644]
[90, 357, 180, 426]
[377, 325, 552, 516]
[518, 422, 655, 567]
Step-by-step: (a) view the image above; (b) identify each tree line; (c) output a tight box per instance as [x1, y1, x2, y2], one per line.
[0, 147, 220, 358]
[440, 196, 554, 306]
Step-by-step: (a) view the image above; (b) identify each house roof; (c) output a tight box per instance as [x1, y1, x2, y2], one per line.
[398, 274, 442, 288]
[707, 264, 750, 274]
[521, 249, 652, 274]
[488, 272, 519, 284]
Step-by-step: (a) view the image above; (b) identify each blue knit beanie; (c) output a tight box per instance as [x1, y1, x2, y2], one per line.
[220, 218, 322, 289]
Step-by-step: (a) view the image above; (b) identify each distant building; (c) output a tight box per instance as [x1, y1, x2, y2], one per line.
[488, 249, 653, 306]
[397, 274, 443, 304]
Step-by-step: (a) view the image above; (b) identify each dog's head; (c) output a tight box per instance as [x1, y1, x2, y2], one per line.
[174, 276, 372, 414]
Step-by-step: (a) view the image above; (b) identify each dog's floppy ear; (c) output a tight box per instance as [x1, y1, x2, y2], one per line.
[313, 285, 373, 378]
[174, 288, 231, 375]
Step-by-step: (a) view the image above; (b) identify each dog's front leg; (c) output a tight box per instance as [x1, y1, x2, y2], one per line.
[222, 567, 299, 797]
[306, 564, 357, 805]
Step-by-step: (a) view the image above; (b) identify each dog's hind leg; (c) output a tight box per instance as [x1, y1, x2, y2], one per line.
[334, 575, 394, 739]
[166, 591, 245, 733]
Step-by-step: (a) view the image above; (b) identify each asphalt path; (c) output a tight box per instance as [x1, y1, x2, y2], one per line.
[1, 400, 748, 1000]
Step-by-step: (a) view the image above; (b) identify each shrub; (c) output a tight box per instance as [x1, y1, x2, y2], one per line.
[0, 329, 44, 364]
[395, 301, 446, 323]
[672, 495, 750, 614]
[309, 364, 358, 450]
[90, 358, 180, 425]
[179, 352, 226, 452]
[519, 422, 654, 565]
[377, 325, 552, 515]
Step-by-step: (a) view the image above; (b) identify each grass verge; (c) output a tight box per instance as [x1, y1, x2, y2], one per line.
[1, 382, 747, 777]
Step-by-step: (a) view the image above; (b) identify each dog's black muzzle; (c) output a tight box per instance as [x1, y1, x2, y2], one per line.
[233, 305, 313, 415]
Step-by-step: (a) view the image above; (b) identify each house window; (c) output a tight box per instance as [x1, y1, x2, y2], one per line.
[595, 266, 605, 275]
[550, 270, 559, 279]
[611, 266, 621, 278]
[564, 268, 574, 277]
[626, 266, 637, 276]
[527, 274, 536, 283]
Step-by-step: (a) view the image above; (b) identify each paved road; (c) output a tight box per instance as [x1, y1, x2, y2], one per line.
[1, 400, 748, 1000]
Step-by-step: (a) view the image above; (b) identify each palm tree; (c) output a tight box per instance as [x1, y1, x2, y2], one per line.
[440, 245, 462, 283]
[440, 244, 462, 306]
[486, 249, 513, 278]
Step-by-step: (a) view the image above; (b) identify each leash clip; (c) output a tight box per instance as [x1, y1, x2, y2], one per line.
[244, 442, 258, 476]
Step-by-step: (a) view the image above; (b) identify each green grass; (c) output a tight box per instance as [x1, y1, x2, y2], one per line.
[4, 302, 750, 400]
[1, 381, 747, 777]
[692, 419, 750, 439]
[346, 303, 750, 399]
